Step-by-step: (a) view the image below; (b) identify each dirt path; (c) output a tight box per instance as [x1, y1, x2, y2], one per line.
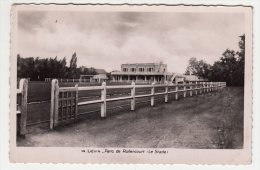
[18, 87, 244, 149]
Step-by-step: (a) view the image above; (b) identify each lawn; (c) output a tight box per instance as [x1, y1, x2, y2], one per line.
[18, 85, 244, 149]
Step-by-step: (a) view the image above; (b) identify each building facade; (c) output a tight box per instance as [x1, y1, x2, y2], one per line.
[111, 62, 208, 84]
[111, 62, 171, 83]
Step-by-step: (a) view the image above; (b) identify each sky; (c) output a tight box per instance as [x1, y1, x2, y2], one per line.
[18, 11, 245, 73]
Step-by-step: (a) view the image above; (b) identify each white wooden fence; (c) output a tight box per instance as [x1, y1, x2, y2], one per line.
[50, 79, 226, 129]
[16, 79, 28, 137]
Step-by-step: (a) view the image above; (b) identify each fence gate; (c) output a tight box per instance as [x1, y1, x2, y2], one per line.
[50, 79, 78, 129]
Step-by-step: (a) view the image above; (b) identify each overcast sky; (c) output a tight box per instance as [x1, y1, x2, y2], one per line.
[18, 11, 245, 73]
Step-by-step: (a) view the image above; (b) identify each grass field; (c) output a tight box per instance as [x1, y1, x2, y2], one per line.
[18, 83, 244, 149]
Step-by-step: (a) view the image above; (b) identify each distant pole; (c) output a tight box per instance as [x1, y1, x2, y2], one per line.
[175, 84, 179, 100]
[190, 82, 192, 96]
[195, 81, 198, 95]
[75, 84, 79, 120]
[151, 82, 155, 106]
[200, 82, 202, 94]
[54, 80, 59, 127]
[165, 82, 169, 103]
[101, 82, 107, 118]
[183, 82, 186, 98]
[131, 82, 135, 110]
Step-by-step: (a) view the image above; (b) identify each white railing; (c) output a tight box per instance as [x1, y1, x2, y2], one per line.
[50, 80, 226, 129]
[110, 79, 153, 84]
[45, 78, 89, 82]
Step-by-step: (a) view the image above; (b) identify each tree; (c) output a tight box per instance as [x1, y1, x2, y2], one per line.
[17, 52, 100, 80]
[70, 52, 78, 78]
[236, 34, 245, 86]
[88, 67, 97, 75]
[185, 35, 245, 86]
[185, 57, 212, 78]
[212, 49, 238, 85]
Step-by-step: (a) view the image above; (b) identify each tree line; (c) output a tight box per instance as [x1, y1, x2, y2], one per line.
[17, 52, 97, 81]
[185, 35, 245, 86]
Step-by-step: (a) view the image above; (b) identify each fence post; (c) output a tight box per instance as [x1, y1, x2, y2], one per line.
[50, 79, 58, 130]
[131, 82, 135, 110]
[101, 82, 107, 118]
[190, 83, 192, 96]
[195, 82, 198, 95]
[151, 82, 155, 106]
[19, 79, 28, 136]
[199, 82, 201, 94]
[54, 80, 59, 127]
[175, 84, 179, 100]
[183, 82, 186, 98]
[165, 82, 169, 103]
[75, 84, 79, 120]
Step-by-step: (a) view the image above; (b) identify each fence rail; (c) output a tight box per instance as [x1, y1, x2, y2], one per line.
[16, 79, 28, 137]
[45, 78, 101, 83]
[50, 80, 226, 129]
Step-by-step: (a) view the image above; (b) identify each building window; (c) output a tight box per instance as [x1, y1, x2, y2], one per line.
[147, 68, 154, 72]
[123, 68, 128, 72]
[139, 68, 144, 72]
[131, 68, 136, 72]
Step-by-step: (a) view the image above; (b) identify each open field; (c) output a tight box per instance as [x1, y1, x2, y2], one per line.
[18, 86, 244, 149]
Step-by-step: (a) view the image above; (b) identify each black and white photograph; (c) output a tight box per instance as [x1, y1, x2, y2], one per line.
[9, 5, 252, 164]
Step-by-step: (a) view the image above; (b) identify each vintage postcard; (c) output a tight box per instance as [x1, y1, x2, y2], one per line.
[10, 4, 252, 164]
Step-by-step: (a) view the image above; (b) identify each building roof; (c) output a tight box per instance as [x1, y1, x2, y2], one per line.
[184, 75, 208, 81]
[95, 69, 107, 74]
[93, 74, 108, 79]
[122, 62, 165, 66]
[111, 72, 166, 76]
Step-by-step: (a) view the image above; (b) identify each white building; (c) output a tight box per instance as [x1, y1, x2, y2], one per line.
[111, 62, 208, 84]
[111, 62, 172, 83]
